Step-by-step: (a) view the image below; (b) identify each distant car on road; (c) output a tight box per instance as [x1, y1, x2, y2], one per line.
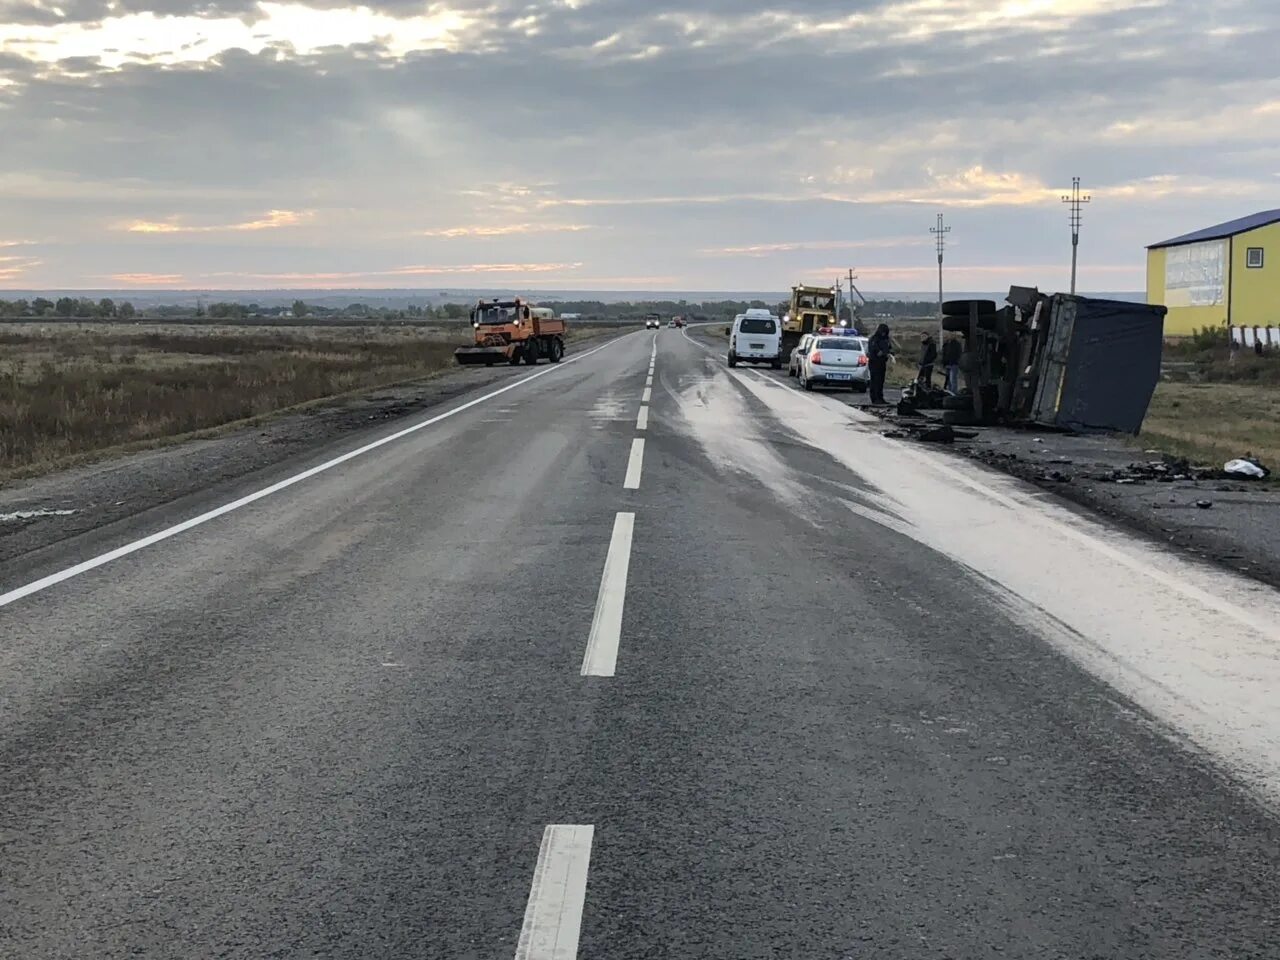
[645, 315, 661, 329]
[796, 336, 869, 392]
[667, 319, 677, 328]
[674, 317, 686, 328]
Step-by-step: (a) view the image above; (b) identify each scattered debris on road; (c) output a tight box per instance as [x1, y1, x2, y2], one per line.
[882, 423, 979, 444]
[1224, 456, 1270, 480]
[0, 508, 77, 523]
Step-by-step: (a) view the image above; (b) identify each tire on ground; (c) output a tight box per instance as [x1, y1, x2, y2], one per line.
[941, 409, 979, 426]
[942, 394, 972, 410]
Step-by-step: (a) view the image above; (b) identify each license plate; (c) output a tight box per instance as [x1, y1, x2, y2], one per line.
[826, 373, 851, 380]
[749, 342, 764, 349]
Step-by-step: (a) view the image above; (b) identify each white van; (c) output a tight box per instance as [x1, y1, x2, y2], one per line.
[728, 309, 782, 369]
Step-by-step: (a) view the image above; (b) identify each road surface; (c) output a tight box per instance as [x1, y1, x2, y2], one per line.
[3, 327, 1279, 958]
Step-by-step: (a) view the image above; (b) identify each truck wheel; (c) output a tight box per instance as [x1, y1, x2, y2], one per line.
[549, 338, 563, 363]
[771, 358, 782, 370]
[728, 352, 737, 368]
[942, 299, 997, 318]
[524, 341, 539, 365]
[943, 314, 998, 333]
[508, 352, 521, 366]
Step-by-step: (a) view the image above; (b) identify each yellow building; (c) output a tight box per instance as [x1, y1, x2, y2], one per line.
[1146, 208, 1280, 336]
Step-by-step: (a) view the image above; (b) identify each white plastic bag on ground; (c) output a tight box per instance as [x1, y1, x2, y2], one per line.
[1224, 458, 1268, 479]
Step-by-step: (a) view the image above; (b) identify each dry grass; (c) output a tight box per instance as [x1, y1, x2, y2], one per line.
[0, 322, 460, 479]
[1138, 381, 1280, 472]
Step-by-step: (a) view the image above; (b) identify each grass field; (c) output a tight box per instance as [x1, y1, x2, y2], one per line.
[0, 321, 613, 480]
[1139, 381, 1280, 471]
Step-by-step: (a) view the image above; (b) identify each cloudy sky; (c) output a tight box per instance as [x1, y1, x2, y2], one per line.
[0, 0, 1276, 292]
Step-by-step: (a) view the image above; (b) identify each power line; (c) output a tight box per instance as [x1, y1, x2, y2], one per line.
[1062, 176, 1090, 295]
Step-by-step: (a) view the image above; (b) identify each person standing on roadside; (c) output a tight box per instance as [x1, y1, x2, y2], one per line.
[867, 322, 893, 405]
[917, 332, 938, 388]
[942, 333, 963, 394]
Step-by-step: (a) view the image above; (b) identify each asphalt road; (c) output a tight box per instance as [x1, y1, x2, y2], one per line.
[2, 327, 1279, 958]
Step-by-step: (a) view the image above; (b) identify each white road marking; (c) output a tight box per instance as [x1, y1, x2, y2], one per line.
[0, 338, 625, 611]
[623, 438, 645, 490]
[581, 513, 634, 677]
[645, 376, 653, 387]
[636, 406, 649, 431]
[515, 824, 595, 960]
[641, 386, 652, 403]
[680, 323, 716, 354]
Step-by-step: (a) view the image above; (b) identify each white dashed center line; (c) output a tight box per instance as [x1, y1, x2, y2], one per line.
[582, 512, 635, 677]
[623, 438, 645, 489]
[636, 406, 649, 431]
[514, 824, 595, 959]
[641, 386, 652, 403]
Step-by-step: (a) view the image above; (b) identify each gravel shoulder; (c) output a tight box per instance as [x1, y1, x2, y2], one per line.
[0, 330, 626, 568]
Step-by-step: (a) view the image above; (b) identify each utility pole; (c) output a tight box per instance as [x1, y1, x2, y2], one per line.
[1062, 176, 1090, 295]
[847, 267, 862, 331]
[834, 278, 843, 328]
[930, 213, 950, 348]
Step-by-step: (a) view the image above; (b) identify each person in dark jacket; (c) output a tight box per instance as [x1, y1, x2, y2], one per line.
[917, 333, 938, 387]
[867, 323, 892, 404]
[942, 333, 963, 393]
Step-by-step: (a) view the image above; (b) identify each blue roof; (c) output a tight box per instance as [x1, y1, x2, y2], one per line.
[1149, 208, 1280, 249]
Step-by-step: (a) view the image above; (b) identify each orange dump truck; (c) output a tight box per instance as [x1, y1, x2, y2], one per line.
[454, 298, 568, 366]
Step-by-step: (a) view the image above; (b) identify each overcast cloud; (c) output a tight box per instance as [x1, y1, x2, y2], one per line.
[0, 0, 1277, 292]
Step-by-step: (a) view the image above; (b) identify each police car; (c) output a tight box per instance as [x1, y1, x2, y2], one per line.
[795, 329, 869, 391]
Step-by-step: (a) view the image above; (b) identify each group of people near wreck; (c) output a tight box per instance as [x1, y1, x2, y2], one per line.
[861, 323, 963, 406]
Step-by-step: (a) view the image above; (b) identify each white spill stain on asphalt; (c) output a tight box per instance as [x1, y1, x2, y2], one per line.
[0, 509, 77, 522]
[674, 375, 804, 510]
[587, 394, 630, 422]
[722, 370, 1280, 805]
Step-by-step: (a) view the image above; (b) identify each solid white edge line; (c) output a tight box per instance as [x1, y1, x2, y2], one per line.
[641, 386, 652, 403]
[0, 336, 628, 610]
[515, 824, 595, 960]
[581, 512, 634, 677]
[623, 438, 645, 490]
[636, 406, 649, 431]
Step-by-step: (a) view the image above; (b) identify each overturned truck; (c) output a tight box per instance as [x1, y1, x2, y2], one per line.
[938, 288, 1167, 434]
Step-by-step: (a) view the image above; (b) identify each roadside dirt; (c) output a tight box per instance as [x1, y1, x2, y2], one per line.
[0, 330, 625, 566]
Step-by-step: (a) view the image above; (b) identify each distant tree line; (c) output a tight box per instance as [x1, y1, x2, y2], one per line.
[0, 297, 137, 319]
